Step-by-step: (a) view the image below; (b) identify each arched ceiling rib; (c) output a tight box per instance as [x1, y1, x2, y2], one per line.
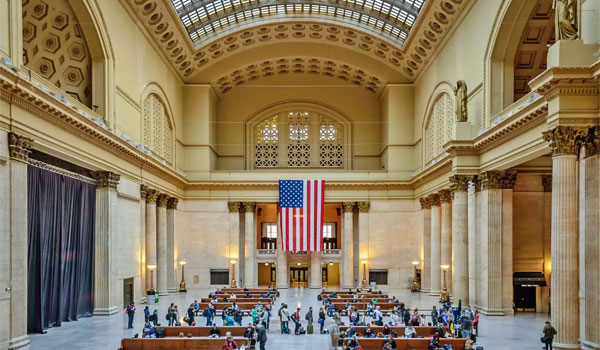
[170, 0, 425, 47]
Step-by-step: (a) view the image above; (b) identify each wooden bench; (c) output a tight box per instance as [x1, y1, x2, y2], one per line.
[200, 298, 272, 303]
[342, 337, 467, 350]
[321, 293, 389, 299]
[325, 298, 397, 303]
[222, 288, 272, 292]
[160, 327, 247, 337]
[121, 337, 249, 350]
[205, 294, 274, 299]
[332, 303, 397, 311]
[339, 326, 447, 338]
[198, 302, 266, 311]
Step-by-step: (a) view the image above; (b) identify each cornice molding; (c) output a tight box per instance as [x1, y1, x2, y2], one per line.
[185, 180, 413, 191]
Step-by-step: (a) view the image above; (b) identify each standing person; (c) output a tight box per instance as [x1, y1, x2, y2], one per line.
[292, 307, 302, 335]
[431, 306, 438, 326]
[144, 306, 150, 323]
[204, 305, 213, 326]
[168, 303, 176, 326]
[305, 306, 314, 325]
[186, 304, 195, 325]
[257, 323, 268, 350]
[318, 307, 326, 334]
[234, 309, 243, 327]
[473, 310, 479, 336]
[460, 312, 472, 339]
[281, 305, 290, 334]
[173, 305, 180, 326]
[542, 321, 557, 350]
[126, 302, 136, 329]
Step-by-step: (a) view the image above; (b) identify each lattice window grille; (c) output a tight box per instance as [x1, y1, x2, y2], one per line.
[287, 112, 310, 167]
[255, 115, 279, 167]
[143, 94, 174, 164]
[425, 92, 453, 165]
[319, 117, 343, 167]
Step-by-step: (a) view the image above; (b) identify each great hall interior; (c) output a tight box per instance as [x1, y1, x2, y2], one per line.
[1, 0, 600, 349]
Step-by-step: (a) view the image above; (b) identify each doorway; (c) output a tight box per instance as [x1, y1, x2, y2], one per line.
[290, 263, 309, 287]
[123, 278, 134, 309]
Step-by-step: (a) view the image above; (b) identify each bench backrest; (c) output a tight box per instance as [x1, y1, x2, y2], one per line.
[339, 326, 446, 337]
[342, 337, 467, 350]
[121, 337, 249, 350]
[201, 298, 272, 303]
[332, 303, 396, 310]
[198, 303, 264, 311]
[161, 327, 247, 337]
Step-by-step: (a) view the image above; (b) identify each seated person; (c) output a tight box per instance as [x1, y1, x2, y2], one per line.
[382, 334, 397, 350]
[331, 292, 338, 298]
[347, 326, 357, 337]
[215, 289, 223, 295]
[404, 325, 416, 338]
[429, 334, 442, 350]
[225, 314, 236, 326]
[376, 332, 385, 338]
[345, 335, 360, 350]
[382, 324, 391, 336]
[222, 335, 238, 350]
[364, 326, 375, 338]
[142, 323, 155, 338]
[209, 325, 221, 338]
[230, 294, 237, 299]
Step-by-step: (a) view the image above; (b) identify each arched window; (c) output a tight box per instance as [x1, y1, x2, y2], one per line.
[424, 92, 453, 165]
[143, 93, 174, 164]
[252, 110, 347, 169]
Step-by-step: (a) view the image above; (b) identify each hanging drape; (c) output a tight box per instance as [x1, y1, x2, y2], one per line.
[27, 165, 96, 333]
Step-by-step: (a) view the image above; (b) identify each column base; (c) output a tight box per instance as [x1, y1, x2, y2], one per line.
[582, 340, 600, 350]
[553, 342, 583, 350]
[168, 288, 178, 293]
[8, 335, 30, 349]
[158, 291, 169, 296]
[341, 284, 354, 289]
[309, 284, 323, 289]
[420, 288, 430, 293]
[475, 306, 506, 316]
[93, 306, 120, 316]
[429, 290, 441, 296]
[276, 284, 289, 289]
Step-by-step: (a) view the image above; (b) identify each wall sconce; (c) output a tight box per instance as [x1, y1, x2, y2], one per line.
[411, 261, 420, 292]
[179, 261, 187, 292]
[360, 260, 369, 288]
[440, 264, 450, 302]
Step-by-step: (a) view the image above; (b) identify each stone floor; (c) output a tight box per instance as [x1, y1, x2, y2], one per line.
[25, 287, 548, 350]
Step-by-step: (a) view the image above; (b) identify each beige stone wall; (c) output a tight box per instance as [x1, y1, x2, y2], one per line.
[513, 174, 546, 273]
[0, 130, 10, 349]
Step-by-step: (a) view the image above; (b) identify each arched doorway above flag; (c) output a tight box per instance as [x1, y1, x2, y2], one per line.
[278, 180, 325, 252]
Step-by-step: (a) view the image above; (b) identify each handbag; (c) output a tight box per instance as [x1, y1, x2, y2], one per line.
[541, 336, 550, 344]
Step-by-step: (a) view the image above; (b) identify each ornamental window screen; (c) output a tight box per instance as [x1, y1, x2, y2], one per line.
[424, 93, 453, 165]
[253, 111, 345, 168]
[143, 94, 174, 164]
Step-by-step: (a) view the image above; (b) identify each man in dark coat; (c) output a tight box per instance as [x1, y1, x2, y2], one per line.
[257, 324, 268, 350]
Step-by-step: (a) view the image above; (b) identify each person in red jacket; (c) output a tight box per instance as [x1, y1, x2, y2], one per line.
[222, 334, 238, 350]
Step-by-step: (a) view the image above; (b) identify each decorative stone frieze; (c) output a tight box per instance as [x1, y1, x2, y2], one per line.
[8, 132, 34, 162]
[90, 171, 120, 189]
[449, 175, 470, 192]
[146, 189, 159, 204]
[167, 197, 179, 210]
[541, 175, 552, 192]
[542, 125, 587, 156]
[342, 202, 355, 212]
[358, 201, 370, 213]
[479, 171, 517, 190]
[419, 197, 431, 210]
[228, 202, 241, 212]
[157, 194, 169, 207]
[243, 202, 256, 212]
[583, 126, 600, 157]
[428, 194, 441, 206]
[438, 189, 452, 203]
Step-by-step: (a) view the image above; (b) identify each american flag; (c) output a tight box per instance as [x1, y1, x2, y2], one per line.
[279, 180, 325, 252]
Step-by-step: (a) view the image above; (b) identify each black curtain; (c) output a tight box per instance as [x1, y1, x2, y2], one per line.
[27, 165, 96, 333]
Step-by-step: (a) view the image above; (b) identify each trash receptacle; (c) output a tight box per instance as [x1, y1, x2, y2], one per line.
[147, 291, 156, 305]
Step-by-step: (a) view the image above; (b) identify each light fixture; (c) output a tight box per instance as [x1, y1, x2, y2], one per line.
[179, 261, 187, 292]
[360, 260, 369, 288]
[147, 265, 157, 293]
[412, 261, 419, 266]
[265, 263, 269, 266]
[329, 262, 333, 266]
[230, 260, 237, 288]
[440, 265, 450, 302]
[411, 261, 420, 292]
[297, 262, 301, 266]
[440, 264, 449, 270]
[179, 261, 186, 266]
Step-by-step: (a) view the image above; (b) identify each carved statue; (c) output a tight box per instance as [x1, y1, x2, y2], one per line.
[454, 80, 468, 122]
[553, 0, 578, 40]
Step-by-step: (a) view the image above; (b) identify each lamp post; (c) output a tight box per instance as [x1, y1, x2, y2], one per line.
[360, 260, 369, 288]
[179, 261, 187, 292]
[440, 264, 449, 302]
[231, 260, 237, 288]
[411, 261, 421, 292]
[147, 264, 156, 293]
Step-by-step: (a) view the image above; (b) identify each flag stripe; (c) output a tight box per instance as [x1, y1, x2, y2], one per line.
[279, 180, 325, 252]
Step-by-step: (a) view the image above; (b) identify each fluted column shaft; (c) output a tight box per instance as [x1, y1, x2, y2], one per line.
[341, 202, 355, 289]
[167, 198, 178, 293]
[310, 252, 322, 288]
[451, 176, 469, 305]
[419, 198, 432, 293]
[429, 195, 441, 295]
[584, 152, 599, 349]
[358, 202, 370, 286]
[276, 208, 289, 288]
[244, 202, 257, 288]
[140, 186, 147, 296]
[543, 126, 585, 349]
[156, 194, 168, 295]
[145, 190, 158, 291]
[92, 171, 120, 316]
[467, 179, 477, 308]
[440, 190, 452, 294]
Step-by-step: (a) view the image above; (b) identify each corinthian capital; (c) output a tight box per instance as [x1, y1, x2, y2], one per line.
[419, 197, 431, 210]
[342, 202, 355, 212]
[449, 175, 470, 192]
[243, 202, 256, 212]
[358, 201, 370, 213]
[479, 170, 517, 190]
[8, 132, 34, 162]
[91, 171, 120, 189]
[228, 202, 241, 213]
[542, 126, 587, 156]
[167, 197, 179, 209]
[428, 194, 441, 206]
[157, 194, 169, 207]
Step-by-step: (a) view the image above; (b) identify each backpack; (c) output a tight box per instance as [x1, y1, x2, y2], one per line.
[203, 308, 209, 317]
[411, 314, 418, 322]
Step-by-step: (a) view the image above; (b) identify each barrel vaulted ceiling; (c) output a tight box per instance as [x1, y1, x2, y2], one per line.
[123, 0, 469, 87]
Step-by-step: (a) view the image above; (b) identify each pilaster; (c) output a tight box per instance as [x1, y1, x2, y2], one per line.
[139, 185, 147, 297]
[450, 175, 469, 305]
[7, 132, 32, 349]
[275, 204, 289, 289]
[309, 252, 322, 289]
[90, 171, 120, 316]
[439, 189, 452, 294]
[156, 194, 168, 295]
[144, 189, 158, 292]
[429, 194, 441, 296]
[228, 202, 241, 287]
[243, 202, 257, 288]
[358, 201, 370, 287]
[419, 198, 431, 293]
[341, 202, 355, 289]
[166, 197, 178, 293]
[467, 176, 478, 308]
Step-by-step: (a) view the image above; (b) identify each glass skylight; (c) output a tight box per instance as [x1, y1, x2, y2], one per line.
[170, 0, 425, 47]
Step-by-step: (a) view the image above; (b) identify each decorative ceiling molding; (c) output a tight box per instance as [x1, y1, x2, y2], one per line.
[121, 0, 472, 82]
[214, 56, 386, 95]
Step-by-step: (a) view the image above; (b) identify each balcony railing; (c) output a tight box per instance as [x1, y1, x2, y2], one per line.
[257, 249, 277, 257]
[322, 249, 341, 258]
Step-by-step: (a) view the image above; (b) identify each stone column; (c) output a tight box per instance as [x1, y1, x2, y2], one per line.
[341, 202, 355, 289]
[419, 198, 432, 293]
[167, 197, 179, 293]
[439, 190, 453, 294]
[541, 175, 552, 316]
[450, 175, 469, 305]
[7, 132, 33, 349]
[358, 201, 370, 286]
[276, 205, 289, 289]
[583, 128, 599, 350]
[478, 170, 516, 315]
[467, 176, 478, 308]
[140, 186, 147, 297]
[145, 189, 158, 292]
[91, 171, 120, 316]
[429, 194, 441, 296]
[309, 252, 322, 289]
[228, 202, 241, 287]
[243, 202, 257, 288]
[543, 126, 586, 349]
[156, 194, 168, 295]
